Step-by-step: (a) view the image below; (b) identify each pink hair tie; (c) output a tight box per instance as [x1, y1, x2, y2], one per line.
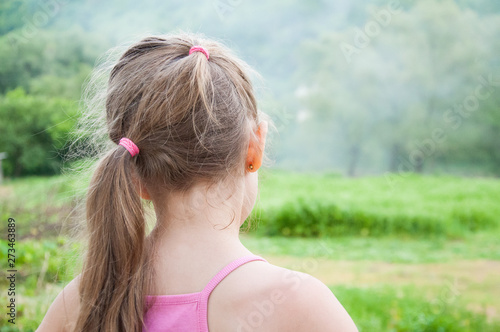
[119, 137, 139, 157]
[189, 46, 209, 60]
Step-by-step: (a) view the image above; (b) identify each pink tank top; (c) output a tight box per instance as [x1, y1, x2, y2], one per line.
[143, 255, 267, 332]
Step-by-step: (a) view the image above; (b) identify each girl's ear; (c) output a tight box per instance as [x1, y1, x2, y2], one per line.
[133, 176, 151, 200]
[138, 181, 151, 200]
[246, 121, 268, 172]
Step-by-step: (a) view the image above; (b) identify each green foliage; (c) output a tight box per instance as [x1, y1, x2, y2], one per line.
[0, 174, 81, 239]
[261, 198, 449, 237]
[242, 232, 500, 263]
[0, 237, 79, 330]
[0, 0, 47, 35]
[250, 170, 500, 238]
[0, 28, 104, 98]
[0, 237, 78, 287]
[334, 285, 500, 331]
[295, 0, 500, 176]
[0, 88, 79, 177]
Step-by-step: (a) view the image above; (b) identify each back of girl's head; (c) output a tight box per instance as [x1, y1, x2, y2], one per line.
[73, 32, 270, 331]
[107, 34, 260, 189]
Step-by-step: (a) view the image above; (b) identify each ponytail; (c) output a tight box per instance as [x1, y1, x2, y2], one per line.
[75, 146, 147, 331]
[188, 45, 217, 124]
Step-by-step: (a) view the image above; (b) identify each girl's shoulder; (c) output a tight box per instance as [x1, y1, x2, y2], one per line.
[36, 275, 81, 332]
[208, 260, 359, 332]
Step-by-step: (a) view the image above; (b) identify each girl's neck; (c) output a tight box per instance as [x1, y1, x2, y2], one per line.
[149, 219, 251, 261]
[147, 178, 252, 263]
[145, 192, 253, 295]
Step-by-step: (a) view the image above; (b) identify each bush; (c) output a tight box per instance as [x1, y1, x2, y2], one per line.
[256, 198, 453, 237]
[0, 88, 79, 177]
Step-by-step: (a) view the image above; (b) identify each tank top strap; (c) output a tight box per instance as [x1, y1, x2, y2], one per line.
[201, 254, 267, 297]
[197, 255, 266, 331]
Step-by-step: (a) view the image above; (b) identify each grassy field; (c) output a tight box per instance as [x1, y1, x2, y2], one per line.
[252, 170, 500, 237]
[1, 170, 499, 331]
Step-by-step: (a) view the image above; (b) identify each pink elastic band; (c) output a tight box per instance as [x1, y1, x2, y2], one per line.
[119, 137, 139, 157]
[189, 46, 209, 60]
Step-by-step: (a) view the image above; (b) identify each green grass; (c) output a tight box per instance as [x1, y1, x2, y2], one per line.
[1, 171, 500, 330]
[0, 173, 88, 238]
[251, 170, 500, 238]
[333, 285, 500, 332]
[0, 237, 80, 286]
[0, 237, 80, 330]
[241, 231, 500, 263]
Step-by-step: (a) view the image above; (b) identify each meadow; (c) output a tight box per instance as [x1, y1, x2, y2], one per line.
[1, 170, 499, 331]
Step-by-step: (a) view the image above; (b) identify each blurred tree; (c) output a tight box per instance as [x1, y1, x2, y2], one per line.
[0, 0, 37, 35]
[0, 88, 78, 177]
[0, 28, 104, 98]
[296, 0, 500, 176]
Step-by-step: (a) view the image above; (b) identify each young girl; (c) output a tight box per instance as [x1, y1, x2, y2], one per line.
[37, 33, 358, 332]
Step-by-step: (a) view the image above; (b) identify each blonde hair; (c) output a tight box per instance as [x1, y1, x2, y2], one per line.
[73, 32, 269, 331]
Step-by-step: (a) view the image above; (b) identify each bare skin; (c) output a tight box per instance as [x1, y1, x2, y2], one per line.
[37, 121, 358, 331]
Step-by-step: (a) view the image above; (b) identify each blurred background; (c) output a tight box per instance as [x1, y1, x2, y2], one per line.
[0, 0, 499, 331]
